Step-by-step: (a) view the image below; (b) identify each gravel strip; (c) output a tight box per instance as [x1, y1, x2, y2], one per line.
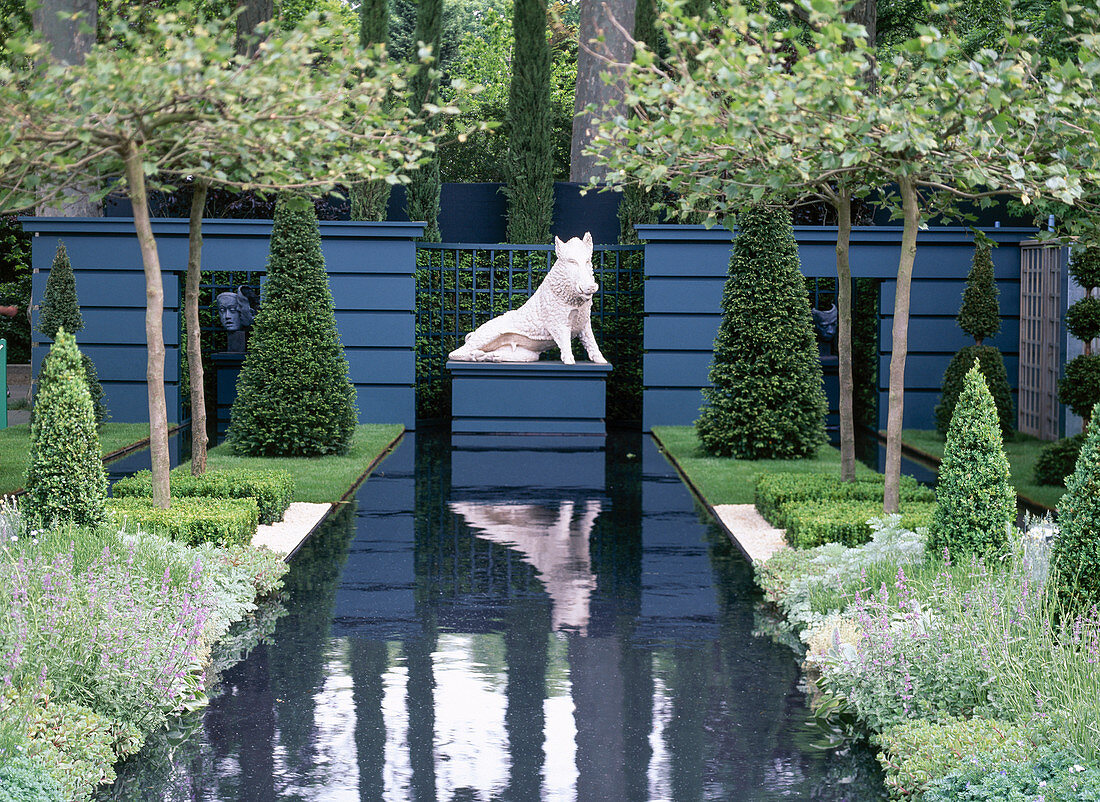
[252, 502, 332, 558]
[712, 504, 787, 564]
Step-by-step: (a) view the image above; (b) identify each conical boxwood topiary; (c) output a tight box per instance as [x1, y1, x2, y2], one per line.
[34, 241, 108, 424]
[227, 195, 357, 457]
[1052, 401, 1100, 610]
[957, 239, 1000, 344]
[935, 345, 1014, 437]
[937, 241, 1012, 437]
[927, 362, 1016, 560]
[696, 205, 827, 459]
[23, 328, 107, 529]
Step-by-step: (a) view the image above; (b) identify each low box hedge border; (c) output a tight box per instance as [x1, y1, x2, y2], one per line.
[106, 497, 259, 547]
[781, 499, 936, 549]
[755, 471, 935, 529]
[112, 468, 293, 525]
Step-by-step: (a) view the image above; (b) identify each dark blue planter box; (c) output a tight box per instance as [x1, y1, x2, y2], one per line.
[447, 361, 613, 435]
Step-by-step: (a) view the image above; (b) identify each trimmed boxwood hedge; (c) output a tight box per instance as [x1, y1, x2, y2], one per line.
[113, 468, 293, 525]
[755, 471, 934, 528]
[781, 499, 936, 548]
[106, 497, 259, 547]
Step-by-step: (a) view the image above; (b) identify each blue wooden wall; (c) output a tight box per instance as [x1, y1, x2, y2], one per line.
[638, 224, 1036, 432]
[22, 218, 422, 428]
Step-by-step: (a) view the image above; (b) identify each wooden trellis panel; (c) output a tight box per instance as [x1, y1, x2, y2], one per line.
[1018, 241, 1063, 440]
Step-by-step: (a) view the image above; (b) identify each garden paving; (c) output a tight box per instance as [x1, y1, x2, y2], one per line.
[712, 503, 787, 563]
[251, 501, 331, 558]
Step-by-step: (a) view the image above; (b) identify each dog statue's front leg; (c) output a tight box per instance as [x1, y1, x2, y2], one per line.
[579, 320, 607, 364]
[552, 326, 575, 364]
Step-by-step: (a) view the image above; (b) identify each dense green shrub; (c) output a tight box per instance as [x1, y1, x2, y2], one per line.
[781, 499, 935, 548]
[227, 195, 357, 456]
[113, 468, 293, 525]
[1058, 354, 1100, 420]
[1069, 244, 1100, 290]
[935, 345, 1014, 437]
[874, 717, 1037, 801]
[924, 747, 1100, 802]
[696, 205, 827, 458]
[0, 275, 30, 364]
[755, 471, 933, 528]
[1033, 432, 1086, 487]
[928, 363, 1016, 560]
[405, 0, 442, 241]
[1065, 295, 1100, 343]
[0, 756, 63, 802]
[957, 239, 1001, 343]
[107, 497, 259, 547]
[22, 330, 107, 529]
[1052, 402, 1100, 610]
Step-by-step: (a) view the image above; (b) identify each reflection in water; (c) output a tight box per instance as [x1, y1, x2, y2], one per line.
[450, 500, 600, 634]
[103, 431, 886, 802]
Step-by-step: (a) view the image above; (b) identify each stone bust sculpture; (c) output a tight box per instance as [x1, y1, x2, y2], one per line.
[217, 286, 259, 352]
[812, 303, 838, 356]
[448, 232, 608, 364]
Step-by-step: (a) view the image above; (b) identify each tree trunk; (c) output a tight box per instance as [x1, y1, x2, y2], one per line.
[236, 0, 274, 56]
[835, 190, 856, 481]
[33, 0, 101, 218]
[884, 177, 919, 513]
[570, 0, 637, 183]
[187, 180, 209, 476]
[124, 144, 171, 510]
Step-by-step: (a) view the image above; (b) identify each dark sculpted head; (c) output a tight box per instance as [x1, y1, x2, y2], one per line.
[812, 303, 838, 343]
[216, 287, 257, 332]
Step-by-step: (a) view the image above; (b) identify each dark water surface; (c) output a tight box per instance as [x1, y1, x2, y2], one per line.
[103, 431, 885, 802]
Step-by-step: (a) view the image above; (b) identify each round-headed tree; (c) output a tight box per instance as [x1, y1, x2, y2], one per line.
[928, 362, 1016, 560]
[34, 241, 108, 424]
[1058, 245, 1100, 427]
[935, 240, 1013, 436]
[696, 205, 827, 459]
[227, 195, 357, 456]
[1052, 401, 1100, 610]
[23, 328, 107, 529]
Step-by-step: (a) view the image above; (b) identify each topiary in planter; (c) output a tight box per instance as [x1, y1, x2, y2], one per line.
[696, 205, 826, 459]
[1052, 401, 1100, 610]
[22, 328, 107, 529]
[934, 345, 1014, 437]
[227, 195, 356, 456]
[1033, 432, 1086, 487]
[937, 241, 1013, 437]
[34, 241, 108, 424]
[928, 362, 1016, 560]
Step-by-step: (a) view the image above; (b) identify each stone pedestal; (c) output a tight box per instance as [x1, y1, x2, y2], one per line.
[213, 352, 245, 444]
[447, 360, 613, 435]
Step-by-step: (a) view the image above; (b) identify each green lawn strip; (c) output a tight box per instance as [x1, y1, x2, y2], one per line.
[651, 425, 878, 505]
[901, 428, 1063, 512]
[191, 423, 404, 504]
[0, 422, 155, 496]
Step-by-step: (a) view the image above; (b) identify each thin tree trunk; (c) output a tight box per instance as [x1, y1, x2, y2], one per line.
[187, 180, 209, 476]
[124, 144, 171, 509]
[835, 190, 856, 481]
[884, 177, 919, 513]
[236, 0, 274, 56]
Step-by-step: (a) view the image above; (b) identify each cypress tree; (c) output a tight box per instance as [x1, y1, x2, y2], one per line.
[227, 195, 357, 456]
[504, 0, 554, 243]
[23, 328, 107, 529]
[696, 205, 827, 459]
[350, 0, 393, 223]
[1052, 401, 1100, 610]
[405, 0, 443, 242]
[34, 241, 107, 424]
[928, 362, 1016, 560]
[936, 240, 1012, 436]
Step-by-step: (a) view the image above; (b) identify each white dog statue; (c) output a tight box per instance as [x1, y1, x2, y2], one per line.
[448, 232, 608, 365]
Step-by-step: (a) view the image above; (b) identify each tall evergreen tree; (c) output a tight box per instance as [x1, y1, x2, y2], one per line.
[1052, 401, 1100, 610]
[405, 0, 443, 242]
[350, 0, 393, 222]
[23, 328, 107, 529]
[935, 239, 1013, 436]
[696, 205, 827, 459]
[928, 362, 1016, 560]
[227, 195, 357, 456]
[35, 241, 107, 424]
[504, 0, 554, 243]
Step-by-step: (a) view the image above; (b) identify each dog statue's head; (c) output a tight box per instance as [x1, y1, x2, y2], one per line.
[554, 232, 599, 301]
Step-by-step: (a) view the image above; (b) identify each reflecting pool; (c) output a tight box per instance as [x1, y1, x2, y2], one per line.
[102, 432, 886, 801]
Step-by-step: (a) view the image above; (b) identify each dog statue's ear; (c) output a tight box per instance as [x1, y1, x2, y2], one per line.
[554, 236, 565, 256]
[583, 232, 593, 248]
